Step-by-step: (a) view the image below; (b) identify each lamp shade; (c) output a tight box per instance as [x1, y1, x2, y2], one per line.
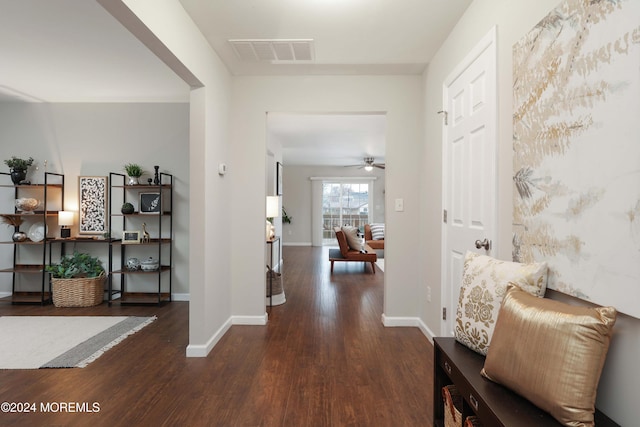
[266, 196, 280, 218]
[58, 211, 74, 226]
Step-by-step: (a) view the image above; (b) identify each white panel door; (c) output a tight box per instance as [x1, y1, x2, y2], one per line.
[442, 27, 498, 336]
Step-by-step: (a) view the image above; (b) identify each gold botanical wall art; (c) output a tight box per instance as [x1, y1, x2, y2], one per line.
[513, 0, 640, 318]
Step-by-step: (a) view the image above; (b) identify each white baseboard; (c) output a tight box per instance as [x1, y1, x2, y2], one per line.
[186, 317, 233, 357]
[381, 314, 435, 344]
[381, 314, 420, 327]
[417, 318, 436, 344]
[231, 314, 268, 325]
[185, 313, 267, 357]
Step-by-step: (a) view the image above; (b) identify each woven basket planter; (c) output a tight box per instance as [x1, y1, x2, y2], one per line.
[442, 385, 463, 427]
[266, 266, 283, 297]
[464, 416, 483, 427]
[51, 273, 105, 307]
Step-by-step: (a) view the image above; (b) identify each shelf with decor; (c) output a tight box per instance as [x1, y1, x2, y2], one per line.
[107, 171, 173, 305]
[0, 171, 65, 304]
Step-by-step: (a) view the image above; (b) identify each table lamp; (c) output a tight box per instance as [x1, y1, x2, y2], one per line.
[58, 211, 74, 238]
[266, 196, 280, 240]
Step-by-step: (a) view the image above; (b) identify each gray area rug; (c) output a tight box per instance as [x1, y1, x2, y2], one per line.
[42, 316, 156, 368]
[0, 316, 156, 369]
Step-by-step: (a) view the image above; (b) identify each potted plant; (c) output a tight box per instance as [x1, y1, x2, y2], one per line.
[4, 156, 34, 184]
[46, 252, 105, 307]
[124, 163, 144, 185]
[282, 206, 292, 224]
[121, 202, 135, 214]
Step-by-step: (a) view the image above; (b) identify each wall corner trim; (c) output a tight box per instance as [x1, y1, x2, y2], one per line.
[186, 317, 233, 357]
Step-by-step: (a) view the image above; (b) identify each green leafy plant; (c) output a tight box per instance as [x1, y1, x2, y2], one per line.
[282, 206, 292, 224]
[4, 156, 34, 170]
[123, 163, 144, 177]
[121, 202, 135, 214]
[46, 252, 105, 279]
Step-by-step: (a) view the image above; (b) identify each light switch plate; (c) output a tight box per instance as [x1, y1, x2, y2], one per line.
[395, 198, 404, 212]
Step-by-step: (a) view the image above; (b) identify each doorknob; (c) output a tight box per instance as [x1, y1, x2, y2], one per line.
[475, 239, 490, 250]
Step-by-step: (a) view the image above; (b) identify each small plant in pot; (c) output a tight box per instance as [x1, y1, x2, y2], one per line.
[4, 156, 34, 184]
[121, 202, 135, 214]
[124, 163, 144, 185]
[46, 252, 106, 307]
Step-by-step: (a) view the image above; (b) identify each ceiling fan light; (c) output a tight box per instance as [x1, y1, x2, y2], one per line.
[364, 165, 373, 172]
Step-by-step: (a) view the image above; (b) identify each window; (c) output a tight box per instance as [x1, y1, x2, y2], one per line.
[322, 181, 370, 244]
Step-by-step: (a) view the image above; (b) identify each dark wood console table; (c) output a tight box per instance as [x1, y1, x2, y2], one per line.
[433, 337, 618, 427]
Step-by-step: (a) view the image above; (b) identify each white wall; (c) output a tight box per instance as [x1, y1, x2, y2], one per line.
[421, 0, 639, 424]
[104, 0, 233, 354]
[282, 165, 385, 246]
[0, 102, 189, 297]
[230, 75, 422, 320]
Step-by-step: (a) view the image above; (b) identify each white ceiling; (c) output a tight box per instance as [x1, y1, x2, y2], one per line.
[0, 0, 472, 165]
[0, 0, 190, 103]
[179, 0, 472, 76]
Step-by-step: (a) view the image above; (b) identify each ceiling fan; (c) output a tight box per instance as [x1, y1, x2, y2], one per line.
[345, 157, 385, 171]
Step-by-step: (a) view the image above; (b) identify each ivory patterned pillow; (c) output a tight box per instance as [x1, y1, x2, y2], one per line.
[454, 251, 548, 355]
[341, 226, 362, 251]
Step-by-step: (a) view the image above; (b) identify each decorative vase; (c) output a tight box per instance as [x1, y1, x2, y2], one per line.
[140, 257, 160, 271]
[12, 231, 27, 242]
[126, 257, 140, 271]
[127, 176, 140, 185]
[10, 169, 26, 185]
[153, 166, 160, 185]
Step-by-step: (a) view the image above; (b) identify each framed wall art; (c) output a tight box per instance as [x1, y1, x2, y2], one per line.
[139, 192, 161, 214]
[78, 176, 108, 235]
[276, 162, 283, 196]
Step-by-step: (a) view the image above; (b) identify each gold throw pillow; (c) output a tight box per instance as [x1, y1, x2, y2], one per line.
[481, 284, 617, 427]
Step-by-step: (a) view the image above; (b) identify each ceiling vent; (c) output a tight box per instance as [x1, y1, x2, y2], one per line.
[229, 39, 314, 62]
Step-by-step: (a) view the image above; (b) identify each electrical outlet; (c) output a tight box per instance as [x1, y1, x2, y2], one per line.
[394, 198, 404, 212]
[427, 286, 431, 302]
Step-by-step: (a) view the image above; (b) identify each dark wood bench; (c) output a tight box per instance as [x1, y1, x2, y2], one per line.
[433, 337, 619, 427]
[330, 227, 377, 274]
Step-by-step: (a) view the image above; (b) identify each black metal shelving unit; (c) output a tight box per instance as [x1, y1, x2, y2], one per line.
[0, 171, 65, 304]
[108, 172, 173, 305]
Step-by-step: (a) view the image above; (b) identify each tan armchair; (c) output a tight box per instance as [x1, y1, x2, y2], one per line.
[329, 226, 377, 274]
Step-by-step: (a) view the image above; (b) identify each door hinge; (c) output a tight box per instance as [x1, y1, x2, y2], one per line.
[442, 307, 447, 320]
[443, 209, 448, 223]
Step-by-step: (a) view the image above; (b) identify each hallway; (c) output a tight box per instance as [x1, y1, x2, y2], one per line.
[0, 246, 433, 426]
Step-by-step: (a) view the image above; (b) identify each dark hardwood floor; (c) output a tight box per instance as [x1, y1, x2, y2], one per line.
[0, 246, 434, 427]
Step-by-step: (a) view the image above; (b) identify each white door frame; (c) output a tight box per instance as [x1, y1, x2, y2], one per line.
[440, 26, 499, 336]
